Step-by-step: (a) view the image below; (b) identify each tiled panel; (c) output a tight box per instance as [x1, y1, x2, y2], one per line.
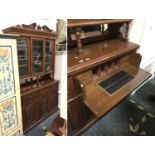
[11, 130, 20, 136]
[0, 97, 18, 135]
[0, 47, 15, 100]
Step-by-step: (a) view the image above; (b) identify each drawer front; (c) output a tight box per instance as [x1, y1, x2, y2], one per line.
[22, 91, 41, 107]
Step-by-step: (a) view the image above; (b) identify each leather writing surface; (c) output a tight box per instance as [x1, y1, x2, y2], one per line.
[98, 71, 134, 94]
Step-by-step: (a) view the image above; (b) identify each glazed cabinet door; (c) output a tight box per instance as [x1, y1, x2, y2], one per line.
[45, 40, 53, 72]
[32, 39, 44, 74]
[17, 38, 30, 78]
[0, 36, 23, 136]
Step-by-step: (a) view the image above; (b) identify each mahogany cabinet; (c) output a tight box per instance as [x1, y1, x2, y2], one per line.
[3, 23, 59, 133]
[67, 19, 151, 135]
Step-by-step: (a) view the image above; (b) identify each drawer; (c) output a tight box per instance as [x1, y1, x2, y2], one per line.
[22, 92, 41, 107]
[22, 91, 40, 101]
[22, 84, 58, 107]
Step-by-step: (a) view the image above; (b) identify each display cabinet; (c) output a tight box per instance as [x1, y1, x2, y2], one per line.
[3, 23, 59, 133]
[67, 19, 152, 135]
[0, 35, 23, 136]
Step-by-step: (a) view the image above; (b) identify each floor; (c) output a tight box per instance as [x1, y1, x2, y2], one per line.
[25, 111, 59, 136]
[82, 75, 155, 136]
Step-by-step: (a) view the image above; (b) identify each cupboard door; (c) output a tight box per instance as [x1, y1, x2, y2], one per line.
[32, 39, 44, 74]
[38, 97, 48, 119]
[17, 38, 29, 77]
[22, 102, 36, 129]
[45, 40, 52, 72]
[68, 96, 94, 135]
[47, 95, 58, 113]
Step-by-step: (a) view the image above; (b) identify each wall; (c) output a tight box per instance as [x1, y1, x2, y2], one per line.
[54, 51, 67, 119]
[129, 19, 155, 73]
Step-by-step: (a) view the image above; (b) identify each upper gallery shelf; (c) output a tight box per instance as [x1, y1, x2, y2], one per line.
[3, 23, 57, 39]
[68, 19, 132, 27]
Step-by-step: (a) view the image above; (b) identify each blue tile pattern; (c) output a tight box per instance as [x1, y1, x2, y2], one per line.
[0, 46, 15, 100]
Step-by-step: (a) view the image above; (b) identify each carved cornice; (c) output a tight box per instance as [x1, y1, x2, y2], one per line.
[3, 23, 57, 38]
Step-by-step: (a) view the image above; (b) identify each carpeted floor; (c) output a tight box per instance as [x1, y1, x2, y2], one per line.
[82, 75, 155, 136]
[25, 111, 59, 136]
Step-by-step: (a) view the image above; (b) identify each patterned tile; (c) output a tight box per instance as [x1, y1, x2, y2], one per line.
[0, 47, 15, 100]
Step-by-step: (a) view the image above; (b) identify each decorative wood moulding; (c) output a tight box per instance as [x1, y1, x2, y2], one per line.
[3, 23, 57, 38]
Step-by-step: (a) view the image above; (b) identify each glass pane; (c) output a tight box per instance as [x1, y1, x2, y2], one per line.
[33, 40, 43, 46]
[18, 59, 28, 65]
[17, 39, 29, 76]
[45, 40, 52, 71]
[32, 40, 43, 73]
[45, 64, 51, 72]
[19, 66, 28, 76]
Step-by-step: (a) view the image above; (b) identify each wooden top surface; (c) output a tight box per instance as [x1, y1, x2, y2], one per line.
[76, 63, 151, 117]
[68, 19, 132, 27]
[21, 79, 59, 96]
[68, 39, 139, 76]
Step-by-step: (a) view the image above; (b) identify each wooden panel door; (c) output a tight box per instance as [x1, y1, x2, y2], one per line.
[0, 35, 23, 136]
[22, 101, 36, 130]
[68, 96, 94, 135]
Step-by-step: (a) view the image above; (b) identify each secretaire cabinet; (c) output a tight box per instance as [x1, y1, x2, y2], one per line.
[3, 23, 59, 133]
[67, 19, 151, 135]
[0, 35, 23, 136]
